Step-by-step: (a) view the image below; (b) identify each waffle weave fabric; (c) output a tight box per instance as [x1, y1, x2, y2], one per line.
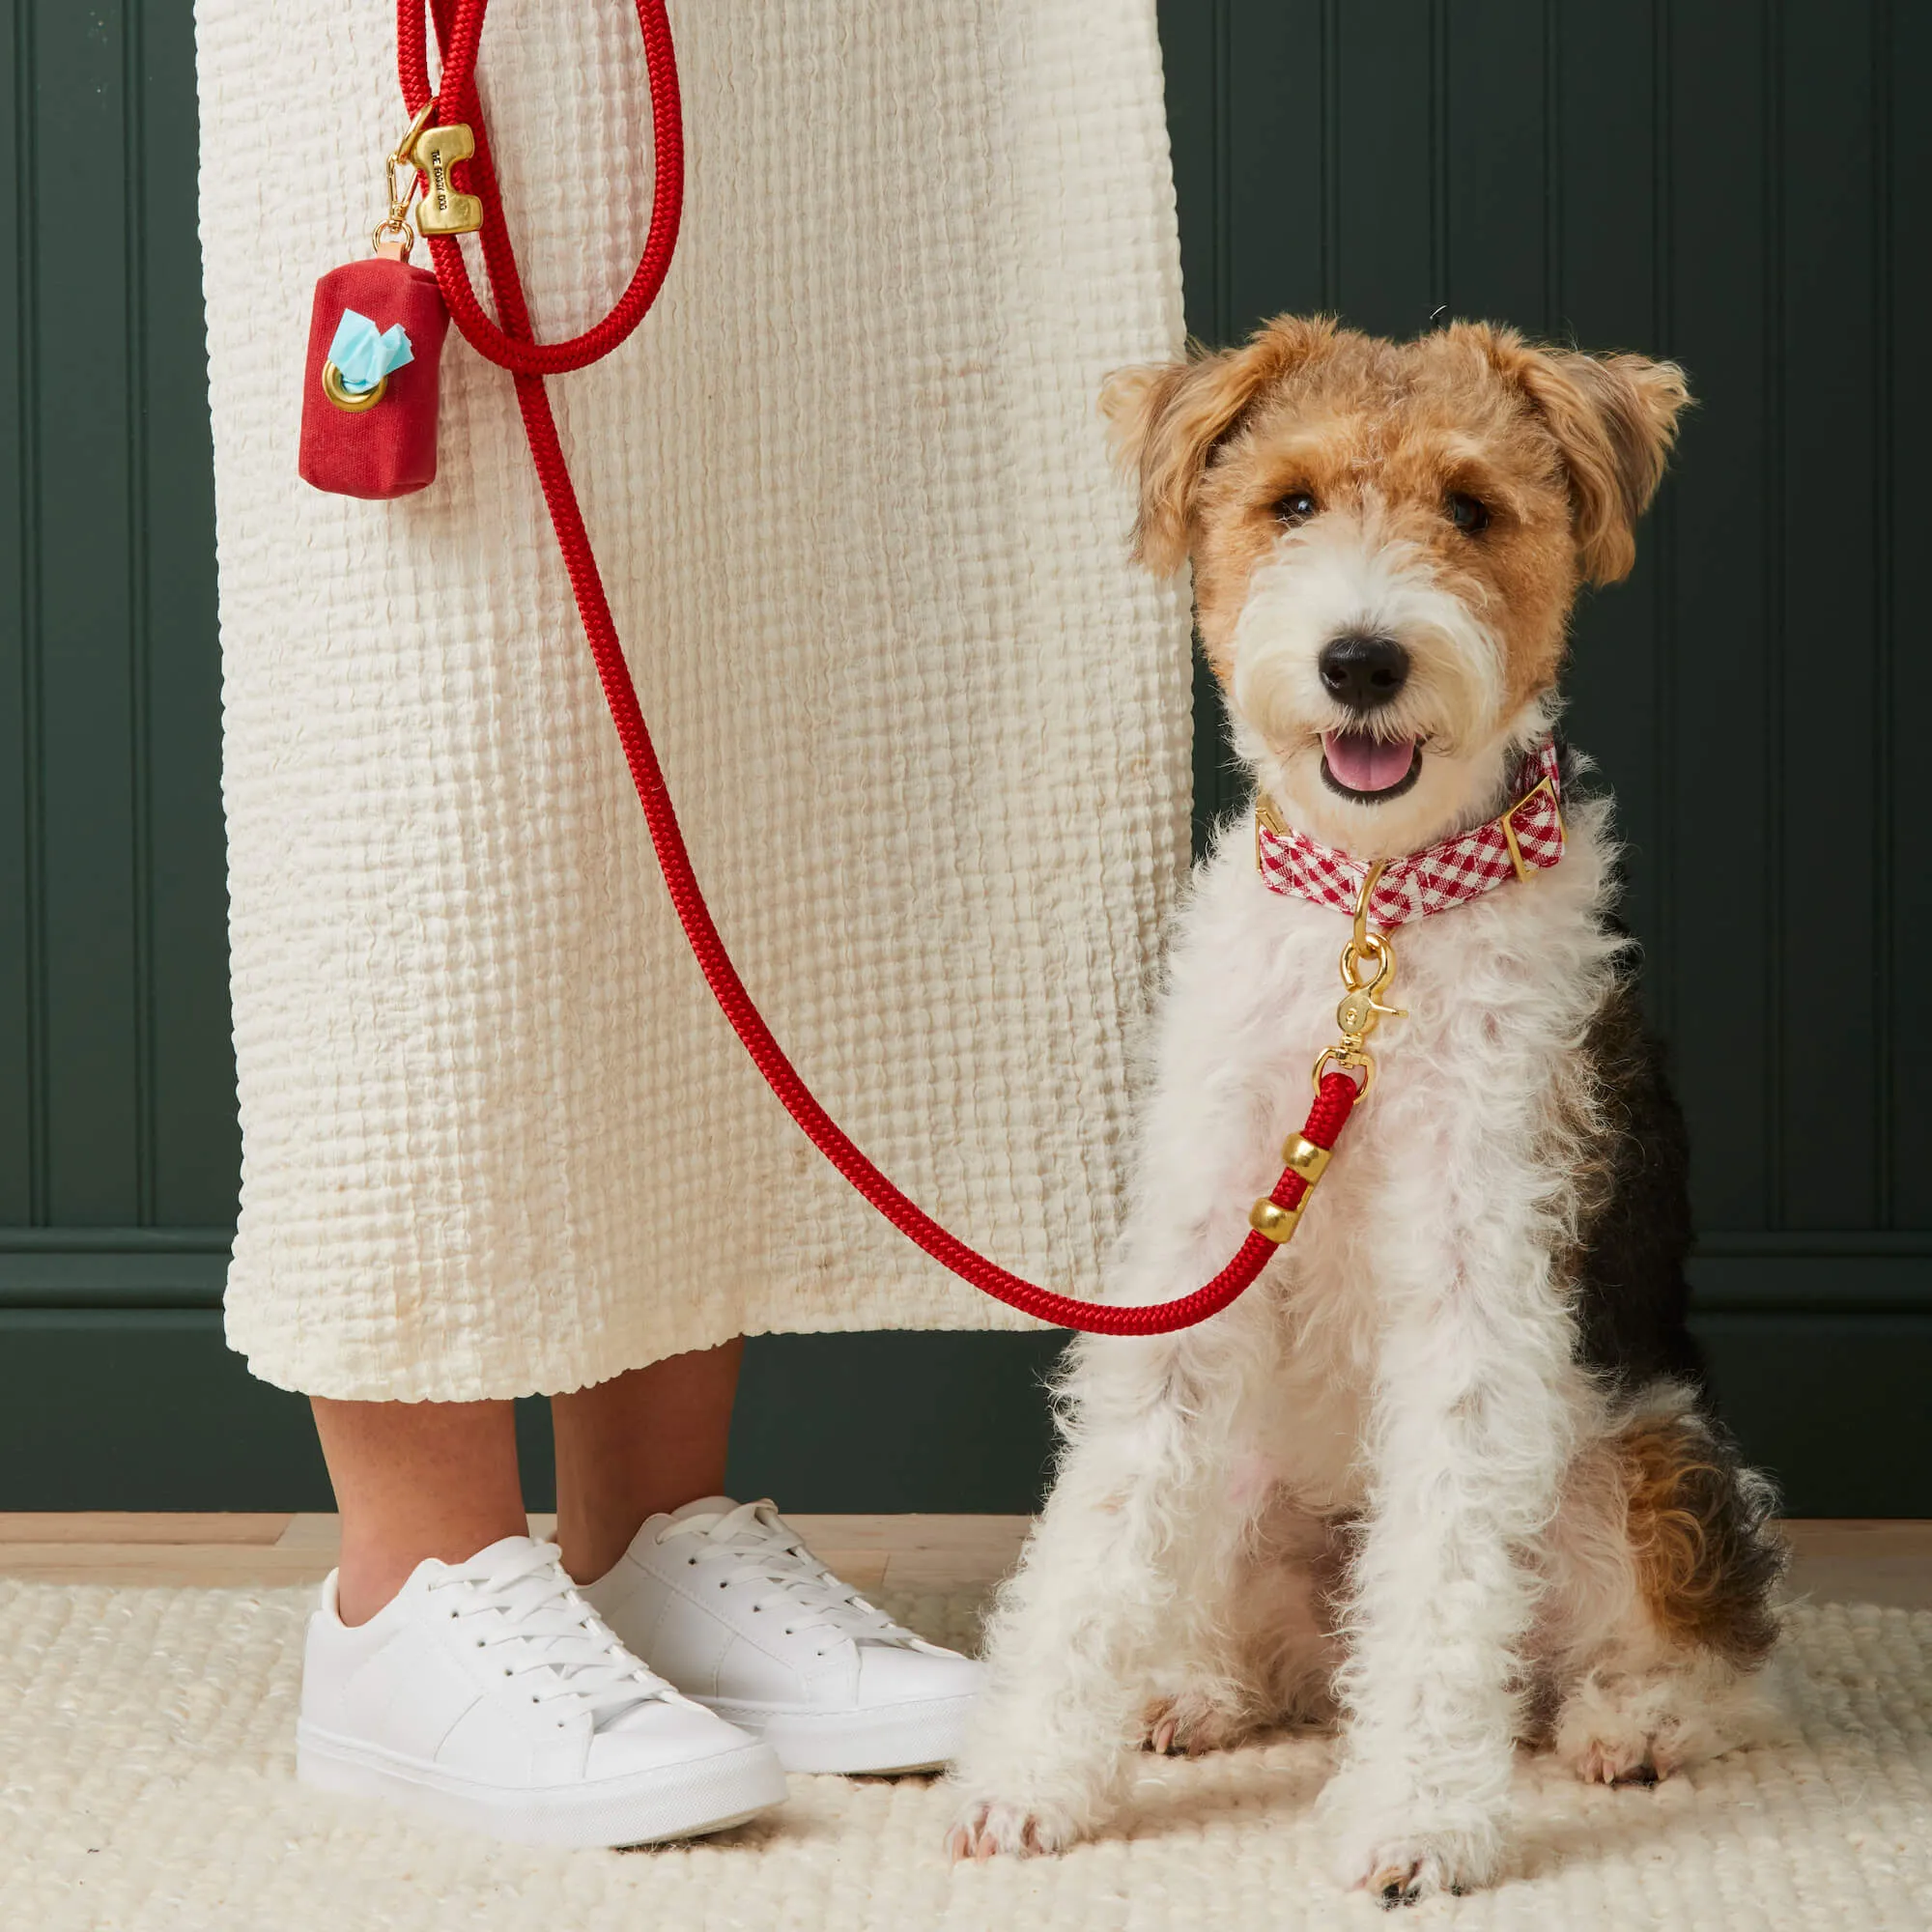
[196, 0, 1192, 1399]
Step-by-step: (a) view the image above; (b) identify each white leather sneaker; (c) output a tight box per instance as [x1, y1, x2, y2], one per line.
[297, 1535, 787, 1847]
[582, 1497, 982, 1776]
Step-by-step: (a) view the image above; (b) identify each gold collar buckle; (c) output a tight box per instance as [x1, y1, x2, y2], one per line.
[1498, 774, 1563, 884]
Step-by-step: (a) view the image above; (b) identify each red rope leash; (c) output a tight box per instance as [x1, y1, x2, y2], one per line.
[395, 0, 1361, 1336]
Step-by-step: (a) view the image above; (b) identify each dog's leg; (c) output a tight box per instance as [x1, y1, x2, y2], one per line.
[1140, 1492, 1344, 1754]
[1540, 1387, 1785, 1787]
[1319, 1184, 1580, 1906]
[946, 1321, 1253, 1856]
[945, 886, 1302, 1859]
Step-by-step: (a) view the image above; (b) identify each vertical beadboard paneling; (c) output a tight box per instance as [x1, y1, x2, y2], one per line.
[1548, 0, 1668, 1012]
[1441, 0, 1549, 329]
[1887, 0, 1932, 1231]
[1160, 0, 1240, 850]
[1776, 0, 1880, 1229]
[1, 0, 232, 1235]
[1664, 0, 1776, 1231]
[0, 0, 36, 1224]
[1223, 0, 1323, 331]
[1332, 2, 1436, 334]
[138, 0, 238, 1226]
[33, 0, 141, 1225]
[1158, 0, 1922, 1245]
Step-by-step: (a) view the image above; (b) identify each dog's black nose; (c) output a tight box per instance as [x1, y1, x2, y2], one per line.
[1318, 633, 1409, 711]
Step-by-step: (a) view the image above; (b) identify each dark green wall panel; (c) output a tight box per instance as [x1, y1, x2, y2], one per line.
[2, 0, 236, 1237]
[1, 0, 38, 1226]
[1160, 0, 1929, 1267]
[1, 1, 1925, 1513]
[1889, 1, 1932, 1231]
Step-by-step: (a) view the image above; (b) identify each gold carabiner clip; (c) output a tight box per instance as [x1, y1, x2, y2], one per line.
[370, 101, 437, 257]
[1310, 860, 1407, 1095]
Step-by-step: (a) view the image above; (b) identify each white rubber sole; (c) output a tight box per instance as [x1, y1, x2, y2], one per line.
[698, 1692, 977, 1776]
[297, 1722, 788, 1848]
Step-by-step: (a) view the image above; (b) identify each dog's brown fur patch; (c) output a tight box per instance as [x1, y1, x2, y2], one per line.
[1620, 1409, 1784, 1668]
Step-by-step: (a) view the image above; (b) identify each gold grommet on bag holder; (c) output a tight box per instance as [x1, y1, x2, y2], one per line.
[1248, 1197, 1304, 1244]
[321, 361, 387, 412]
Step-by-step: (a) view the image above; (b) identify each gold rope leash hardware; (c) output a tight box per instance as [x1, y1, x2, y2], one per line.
[1309, 858, 1407, 1098]
[1250, 864, 1410, 1246]
[370, 101, 435, 258]
[411, 118, 485, 236]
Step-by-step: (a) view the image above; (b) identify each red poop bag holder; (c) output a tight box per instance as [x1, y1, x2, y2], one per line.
[288, 0, 1374, 1337]
[298, 105, 466, 499]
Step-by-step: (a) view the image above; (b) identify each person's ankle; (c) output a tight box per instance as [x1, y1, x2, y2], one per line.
[334, 1520, 528, 1626]
[557, 1521, 644, 1590]
[333, 1550, 414, 1627]
[556, 1481, 733, 1587]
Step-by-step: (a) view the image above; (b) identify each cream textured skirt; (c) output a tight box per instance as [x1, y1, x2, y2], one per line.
[197, 0, 1192, 1401]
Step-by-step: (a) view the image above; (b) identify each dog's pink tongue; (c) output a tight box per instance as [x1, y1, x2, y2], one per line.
[1323, 730, 1416, 793]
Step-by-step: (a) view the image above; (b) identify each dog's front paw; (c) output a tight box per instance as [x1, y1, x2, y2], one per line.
[944, 1795, 1085, 1861]
[1321, 1774, 1503, 1906]
[1566, 1728, 1665, 1788]
[1140, 1689, 1257, 1758]
[1347, 1835, 1477, 1909]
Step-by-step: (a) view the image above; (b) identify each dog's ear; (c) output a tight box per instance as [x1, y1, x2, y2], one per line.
[1100, 316, 1335, 575]
[1500, 339, 1691, 585]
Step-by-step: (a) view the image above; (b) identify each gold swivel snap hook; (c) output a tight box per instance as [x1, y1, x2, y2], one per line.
[1310, 860, 1407, 1097]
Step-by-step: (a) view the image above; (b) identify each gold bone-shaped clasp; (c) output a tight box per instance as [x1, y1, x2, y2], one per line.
[412, 123, 484, 236]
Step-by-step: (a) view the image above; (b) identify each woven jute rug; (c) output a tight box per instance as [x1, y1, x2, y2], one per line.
[1, 1582, 1927, 1930]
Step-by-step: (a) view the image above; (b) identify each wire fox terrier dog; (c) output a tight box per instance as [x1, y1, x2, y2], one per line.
[947, 317, 1785, 1904]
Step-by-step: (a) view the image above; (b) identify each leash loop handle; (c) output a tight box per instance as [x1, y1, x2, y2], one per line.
[399, 0, 683, 377]
[390, 0, 1360, 1335]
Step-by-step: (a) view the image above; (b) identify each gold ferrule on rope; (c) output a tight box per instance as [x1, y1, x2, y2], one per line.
[1280, 1132, 1331, 1184]
[1248, 1196, 1304, 1243]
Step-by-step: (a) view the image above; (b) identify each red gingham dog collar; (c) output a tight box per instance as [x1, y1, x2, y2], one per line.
[1255, 739, 1565, 928]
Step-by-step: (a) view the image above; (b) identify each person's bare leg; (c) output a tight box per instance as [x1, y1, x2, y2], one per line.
[311, 1398, 526, 1626]
[553, 1338, 745, 1585]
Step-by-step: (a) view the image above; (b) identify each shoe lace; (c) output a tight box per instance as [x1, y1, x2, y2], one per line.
[656, 1500, 917, 1653]
[426, 1540, 669, 1729]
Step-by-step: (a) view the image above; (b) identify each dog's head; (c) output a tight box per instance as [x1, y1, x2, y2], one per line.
[1104, 317, 1689, 856]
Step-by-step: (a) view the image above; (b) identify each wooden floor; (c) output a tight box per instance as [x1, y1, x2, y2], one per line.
[0, 1513, 1030, 1597]
[0, 1515, 1927, 1609]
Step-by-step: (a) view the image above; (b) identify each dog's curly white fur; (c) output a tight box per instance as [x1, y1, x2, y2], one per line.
[947, 318, 1784, 1904]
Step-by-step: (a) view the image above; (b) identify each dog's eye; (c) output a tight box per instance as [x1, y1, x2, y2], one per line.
[1446, 492, 1490, 534]
[1273, 490, 1319, 526]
